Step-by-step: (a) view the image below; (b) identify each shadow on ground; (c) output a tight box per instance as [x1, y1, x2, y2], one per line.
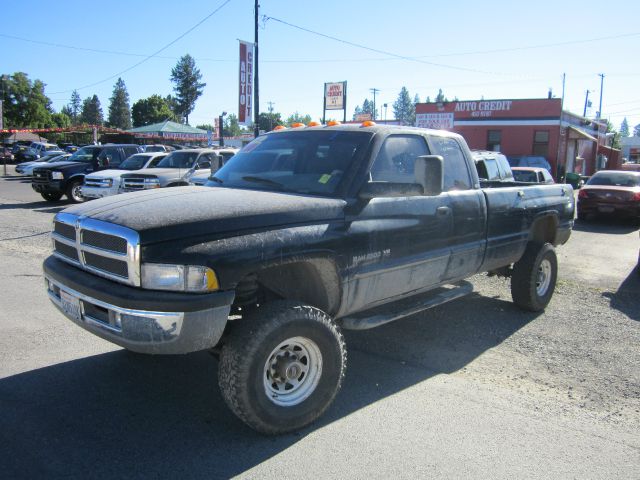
[0, 199, 68, 214]
[0, 291, 537, 479]
[573, 217, 639, 235]
[603, 268, 640, 321]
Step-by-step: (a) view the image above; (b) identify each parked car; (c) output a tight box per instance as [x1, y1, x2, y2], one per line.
[23, 142, 61, 161]
[620, 162, 640, 173]
[0, 146, 14, 163]
[120, 149, 221, 192]
[15, 150, 66, 173]
[17, 153, 71, 176]
[512, 167, 555, 184]
[31, 144, 141, 202]
[577, 170, 640, 221]
[142, 144, 174, 153]
[508, 155, 552, 173]
[472, 150, 514, 182]
[82, 152, 168, 199]
[188, 148, 239, 186]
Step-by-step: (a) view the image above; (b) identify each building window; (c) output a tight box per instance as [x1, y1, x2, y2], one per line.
[532, 130, 549, 157]
[487, 130, 501, 152]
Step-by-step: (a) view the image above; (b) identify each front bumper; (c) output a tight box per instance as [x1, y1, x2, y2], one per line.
[44, 256, 235, 354]
[32, 181, 63, 194]
[81, 185, 120, 199]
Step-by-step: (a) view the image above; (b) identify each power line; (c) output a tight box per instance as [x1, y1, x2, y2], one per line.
[47, 0, 234, 95]
[262, 16, 512, 76]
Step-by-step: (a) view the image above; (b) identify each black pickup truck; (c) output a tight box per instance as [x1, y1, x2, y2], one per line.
[32, 144, 140, 202]
[43, 124, 574, 434]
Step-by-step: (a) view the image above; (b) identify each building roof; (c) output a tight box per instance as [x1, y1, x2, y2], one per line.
[127, 120, 207, 135]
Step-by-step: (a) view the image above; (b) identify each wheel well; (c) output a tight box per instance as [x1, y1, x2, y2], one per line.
[235, 260, 341, 316]
[529, 215, 558, 245]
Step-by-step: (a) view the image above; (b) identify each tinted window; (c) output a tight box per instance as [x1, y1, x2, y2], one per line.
[430, 136, 472, 191]
[156, 151, 200, 168]
[587, 172, 640, 187]
[98, 149, 122, 166]
[371, 135, 428, 183]
[213, 130, 372, 196]
[119, 154, 150, 170]
[513, 170, 537, 182]
[123, 146, 140, 158]
[68, 146, 102, 163]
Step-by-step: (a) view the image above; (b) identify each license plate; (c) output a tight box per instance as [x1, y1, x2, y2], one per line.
[60, 290, 82, 322]
[598, 206, 615, 213]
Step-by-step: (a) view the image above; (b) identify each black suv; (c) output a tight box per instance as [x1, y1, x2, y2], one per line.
[32, 144, 140, 202]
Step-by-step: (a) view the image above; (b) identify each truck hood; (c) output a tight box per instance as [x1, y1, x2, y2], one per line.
[62, 186, 346, 245]
[85, 169, 130, 180]
[35, 161, 85, 171]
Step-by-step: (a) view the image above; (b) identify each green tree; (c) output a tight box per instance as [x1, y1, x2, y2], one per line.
[362, 99, 375, 119]
[435, 89, 447, 103]
[69, 89, 82, 124]
[634, 124, 640, 137]
[107, 78, 131, 129]
[0, 72, 54, 128]
[224, 113, 243, 136]
[393, 87, 414, 125]
[80, 95, 104, 125]
[50, 111, 71, 129]
[169, 54, 206, 124]
[286, 112, 312, 126]
[352, 105, 362, 120]
[620, 118, 630, 137]
[164, 95, 181, 120]
[258, 112, 283, 132]
[131, 95, 176, 127]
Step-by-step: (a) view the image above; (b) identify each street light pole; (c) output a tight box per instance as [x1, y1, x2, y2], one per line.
[597, 73, 605, 119]
[253, 0, 260, 138]
[219, 111, 227, 147]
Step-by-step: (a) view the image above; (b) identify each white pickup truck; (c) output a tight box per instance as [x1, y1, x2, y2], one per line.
[81, 152, 167, 199]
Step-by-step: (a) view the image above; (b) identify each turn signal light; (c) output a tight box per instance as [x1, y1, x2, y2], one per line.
[273, 125, 286, 131]
[291, 122, 305, 128]
[361, 121, 377, 127]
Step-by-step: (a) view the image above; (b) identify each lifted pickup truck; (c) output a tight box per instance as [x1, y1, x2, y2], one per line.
[43, 124, 574, 434]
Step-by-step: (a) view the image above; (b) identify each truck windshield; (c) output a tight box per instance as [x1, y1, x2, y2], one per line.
[156, 151, 199, 169]
[67, 146, 102, 163]
[212, 130, 373, 196]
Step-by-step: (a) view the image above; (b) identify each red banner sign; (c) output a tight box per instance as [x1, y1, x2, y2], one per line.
[238, 41, 254, 125]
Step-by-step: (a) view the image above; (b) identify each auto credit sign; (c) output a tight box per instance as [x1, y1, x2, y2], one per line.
[325, 82, 345, 110]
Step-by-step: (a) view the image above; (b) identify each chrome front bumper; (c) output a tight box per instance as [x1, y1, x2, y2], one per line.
[45, 276, 231, 354]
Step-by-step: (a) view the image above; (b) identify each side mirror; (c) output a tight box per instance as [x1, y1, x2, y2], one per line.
[414, 155, 443, 196]
[358, 181, 424, 200]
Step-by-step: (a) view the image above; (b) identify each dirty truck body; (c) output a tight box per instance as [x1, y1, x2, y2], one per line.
[43, 125, 574, 433]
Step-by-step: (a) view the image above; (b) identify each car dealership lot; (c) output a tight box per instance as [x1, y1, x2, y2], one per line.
[0, 168, 638, 478]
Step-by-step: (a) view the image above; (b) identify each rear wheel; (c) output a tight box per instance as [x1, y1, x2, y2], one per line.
[218, 301, 346, 434]
[41, 192, 63, 202]
[66, 179, 84, 203]
[511, 242, 558, 312]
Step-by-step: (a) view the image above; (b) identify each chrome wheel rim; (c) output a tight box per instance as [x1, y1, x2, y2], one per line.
[72, 184, 84, 202]
[536, 259, 552, 296]
[263, 336, 322, 407]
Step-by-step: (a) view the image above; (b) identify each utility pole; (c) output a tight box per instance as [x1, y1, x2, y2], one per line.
[253, 0, 260, 138]
[267, 101, 274, 130]
[597, 73, 605, 119]
[370, 88, 379, 120]
[560, 73, 566, 111]
[267, 101, 275, 113]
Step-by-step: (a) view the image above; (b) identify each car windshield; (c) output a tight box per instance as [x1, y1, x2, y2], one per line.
[67, 146, 102, 163]
[119, 154, 152, 170]
[513, 170, 538, 182]
[156, 151, 199, 169]
[211, 130, 373, 196]
[145, 146, 164, 152]
[587, 172, 640, 187]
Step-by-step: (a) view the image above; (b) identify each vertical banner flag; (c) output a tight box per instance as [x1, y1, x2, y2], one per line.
[238, 41, 254, 126]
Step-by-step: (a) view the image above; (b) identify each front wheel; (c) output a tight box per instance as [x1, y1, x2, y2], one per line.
[511, 242, 558, 312]
[41, 192, 63, 202]
[66, 179, 84, 203]
[218, 301, 346, 434]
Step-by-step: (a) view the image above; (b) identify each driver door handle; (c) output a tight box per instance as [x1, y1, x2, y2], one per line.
[437, 206, 451, 216]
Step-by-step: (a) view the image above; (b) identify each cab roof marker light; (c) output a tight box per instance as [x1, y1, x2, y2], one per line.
[291, 123, 305, 128]
[361, 121, 377, 127]
[307, 121, 322, 127]
[273, 125, 287, 131]
[326, 120, 342, 126]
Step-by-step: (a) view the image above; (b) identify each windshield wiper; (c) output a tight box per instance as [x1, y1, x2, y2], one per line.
[241, 176, 284, 188]
[209, 175, 223, 184]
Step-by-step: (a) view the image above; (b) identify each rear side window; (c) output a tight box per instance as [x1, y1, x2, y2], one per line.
[496, 154, 513, 180]
[370, 135, 429, 183]
[430, 136, 472, 191]
[123, 147, 140, 159]
[484, 159, 500, 180]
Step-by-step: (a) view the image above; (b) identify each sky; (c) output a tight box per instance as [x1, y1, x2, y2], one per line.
[2, 0, 639, 131]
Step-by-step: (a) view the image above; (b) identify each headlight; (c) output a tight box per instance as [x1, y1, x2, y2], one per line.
[144, 178, 160, 188]
[141, 263, 219, 292]
[51, 171, 64, 180]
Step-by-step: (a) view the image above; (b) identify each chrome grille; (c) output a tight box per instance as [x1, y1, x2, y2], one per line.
[51, 212, 141, 286]
[122, 177, 146, 191]
[32, 169, 52, 184]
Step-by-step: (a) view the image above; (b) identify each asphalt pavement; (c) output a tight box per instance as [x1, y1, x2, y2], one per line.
[1, 167, 638, 479]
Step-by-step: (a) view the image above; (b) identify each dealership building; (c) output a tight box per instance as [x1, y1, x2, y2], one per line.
[415, 98, 619, 179]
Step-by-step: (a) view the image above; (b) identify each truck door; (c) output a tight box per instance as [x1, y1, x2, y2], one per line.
[345, 134, 453, 313]
[429, 136, 486, 280]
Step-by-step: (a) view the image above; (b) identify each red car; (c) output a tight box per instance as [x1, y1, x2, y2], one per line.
[577, 170, 640, 221]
